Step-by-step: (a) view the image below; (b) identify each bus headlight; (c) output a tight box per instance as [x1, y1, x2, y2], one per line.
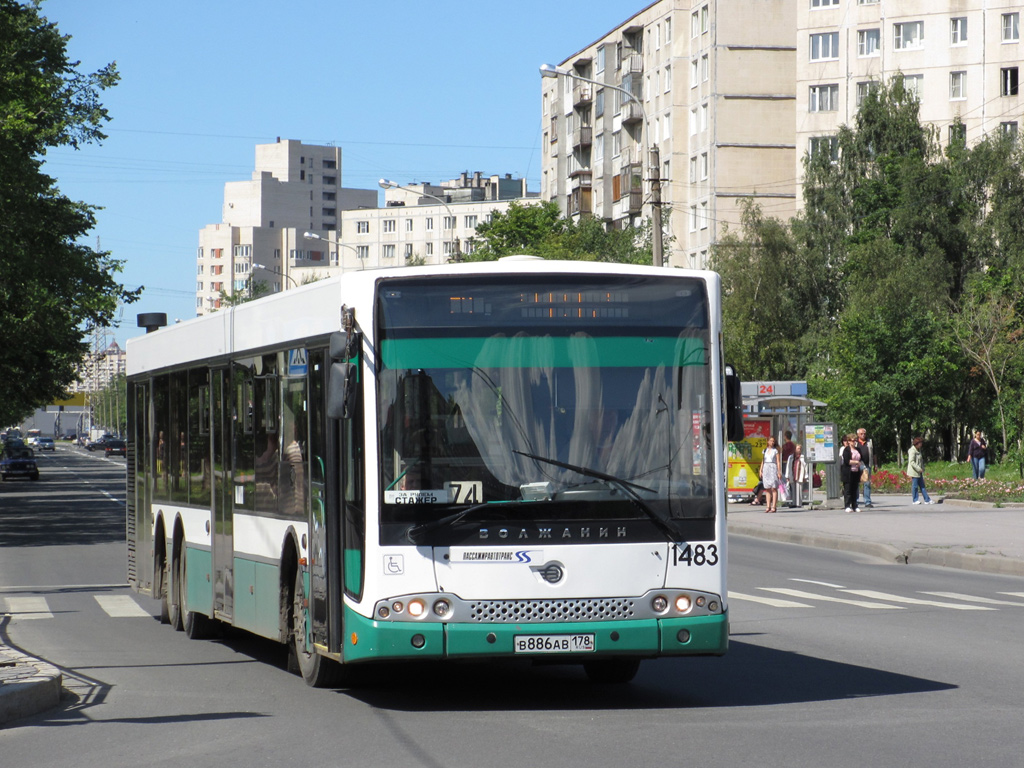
[651, 595, 669, 613]
[407, 598, 426, 618]
[674, 594, 692, 614]
[432, 599, 451, 618]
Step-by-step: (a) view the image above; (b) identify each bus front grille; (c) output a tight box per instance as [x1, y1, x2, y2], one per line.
[467, 598, 637, 623]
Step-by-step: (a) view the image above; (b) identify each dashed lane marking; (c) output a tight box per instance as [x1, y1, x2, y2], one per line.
[729, 591, 812, 608]
[760, 587, 904, 609]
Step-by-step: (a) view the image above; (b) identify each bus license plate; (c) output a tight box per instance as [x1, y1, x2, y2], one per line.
[513, 634, 595, 654]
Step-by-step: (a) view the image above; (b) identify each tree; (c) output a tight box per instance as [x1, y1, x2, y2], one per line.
[1, 0, 139, 426]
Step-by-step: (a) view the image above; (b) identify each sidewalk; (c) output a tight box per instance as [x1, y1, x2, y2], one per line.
[728, 493, 1024, 577]
[2, 494, 1022, 726]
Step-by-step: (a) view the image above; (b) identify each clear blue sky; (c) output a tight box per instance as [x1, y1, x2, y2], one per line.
[41, 0, 643, 346]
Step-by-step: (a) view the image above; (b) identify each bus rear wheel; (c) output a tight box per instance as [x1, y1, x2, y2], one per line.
[583, 657, 641, 684]
[289, 569, 344, 688]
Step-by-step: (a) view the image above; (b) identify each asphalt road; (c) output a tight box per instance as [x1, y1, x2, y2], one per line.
[1, 447, 1022, 766]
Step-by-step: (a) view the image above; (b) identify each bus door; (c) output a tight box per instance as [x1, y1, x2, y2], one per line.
[307, 349, 330, 648]
[211, 367, 234, 619]
[127, 380, 151, 592]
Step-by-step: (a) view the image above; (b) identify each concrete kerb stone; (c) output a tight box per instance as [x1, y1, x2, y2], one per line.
[0, 646, 63, 726]
[729, 522, 909, 565]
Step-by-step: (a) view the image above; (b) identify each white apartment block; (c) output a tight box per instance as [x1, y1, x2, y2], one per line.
[798, 1, 1024, 196]
[541, 0, 798, 270]
[196, 141, 535, 313]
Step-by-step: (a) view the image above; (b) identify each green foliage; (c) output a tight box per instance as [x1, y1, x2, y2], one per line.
[0, 0, 139, 425]
[714, 74, 1024, 464]
[469, 200, 653, 264]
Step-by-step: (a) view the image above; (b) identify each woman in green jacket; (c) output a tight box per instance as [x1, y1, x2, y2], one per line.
[907, 436, 934, 505]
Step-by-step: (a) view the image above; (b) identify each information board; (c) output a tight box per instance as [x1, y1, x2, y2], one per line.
[804, 423, 838, 464]
[727, 418, 772, 494]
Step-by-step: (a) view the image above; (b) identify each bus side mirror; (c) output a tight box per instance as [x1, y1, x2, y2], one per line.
[725, 367, 744, 443]
[327, 362, 357, 420]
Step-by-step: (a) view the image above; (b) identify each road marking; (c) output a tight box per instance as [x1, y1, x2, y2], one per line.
[841, 590, 995, 610]
[1000, 592, 1024, 598]
[761, 587, 903, 609]
[729, 591, 811, 608]
[789, 578, 846, 589]
[95, 595, 151, 618]
[1, 596, 53, 620]
[920, 592, 1024, 607]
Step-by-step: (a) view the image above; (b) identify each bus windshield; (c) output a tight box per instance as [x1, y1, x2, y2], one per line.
[376, 274, 715, 539]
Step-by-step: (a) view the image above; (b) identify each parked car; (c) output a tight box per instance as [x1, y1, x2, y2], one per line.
[1, 440, 39, 481]
[104, 439, 127, 458]
[37, 437, 55, 451]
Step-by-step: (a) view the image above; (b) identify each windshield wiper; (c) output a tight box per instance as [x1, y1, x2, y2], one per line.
[405, 500, 517, 545]
[512, 450, 680, 543]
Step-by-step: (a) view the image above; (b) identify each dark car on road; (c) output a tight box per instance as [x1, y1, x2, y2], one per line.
[104, 439, 127, 458]
[1, 440, 40, 481]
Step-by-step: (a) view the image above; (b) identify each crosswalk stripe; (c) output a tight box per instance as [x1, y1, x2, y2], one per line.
[841, 589, 995, 610]
[761, 587, 904, 609]
[2, 596, 53, 620]
[729, 591, 811, 608]
[95, 595, 151, 618]
[920, 591, 1024, 607]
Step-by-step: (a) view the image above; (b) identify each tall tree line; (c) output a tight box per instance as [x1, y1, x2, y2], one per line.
[711, 77, 1024, 472]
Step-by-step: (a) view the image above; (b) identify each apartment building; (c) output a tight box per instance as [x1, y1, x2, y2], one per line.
[797, 1, 1024, 192]
[541, 0, 798, 269]
[196, 140, 535, 313]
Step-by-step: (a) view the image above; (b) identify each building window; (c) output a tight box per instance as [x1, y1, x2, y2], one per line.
[700, 103, 708, 131]
[700, 152, 708, 180]
[811, 0, 839, 7]
[356, 245, 368, 260]
[405, 218, 413, 232]
[691, 58, 699, 86]
[665, 18, 671, 43]
[1001, 67, 1019, 96]
[356, 221, 369, 234]
[856, 81, 878, 106]
[810, 32, 839, 61]
[595, 89, 604, 118]
[383, 244, 396, 259]
[464, 215, 478, 229]
[443, 216, 456, 231]
[949, 123, 967, 143]
[858, 29, 880, 57]
[809, 83, 839, 111]
[425, 243, 433, 256]
[690, 204, 698, 232]
[951, 17, 967, 45]
[701, 5, 708, 33]
[404, 244, 414, 260]
[689, 156, 698, 183]
[894, 21, 924, 50]
[690, 107, 698, 135]
[664, 64, 671, 93]
[383, 219, 396, 233]
[701, 54, 709, 82]
[1002, 13, 1020, 42]
[1000, 122, 1019, 136]
[809, 136, 839, 160]
[691, 10, 699, 38]
[699, 201, 708, 230]
[902, 74, 923, 99]
[858, 0, 878, 4]
[949, 71, 966, 100]
[596, 45, 605, 74]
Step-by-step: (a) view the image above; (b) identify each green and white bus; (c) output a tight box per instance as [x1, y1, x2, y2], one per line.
[126, 258, 743, 685]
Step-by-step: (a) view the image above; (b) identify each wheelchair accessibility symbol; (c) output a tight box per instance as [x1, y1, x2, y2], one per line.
[384, 555, 404, 575]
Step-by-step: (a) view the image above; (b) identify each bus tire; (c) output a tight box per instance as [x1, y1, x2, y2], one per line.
[289, 568, 344, 688]
[583, 657, 641, 684]
[178, 545, 216, 640]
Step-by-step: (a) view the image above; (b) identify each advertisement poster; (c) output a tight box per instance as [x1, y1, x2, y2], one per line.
[727, 418, 772, 495]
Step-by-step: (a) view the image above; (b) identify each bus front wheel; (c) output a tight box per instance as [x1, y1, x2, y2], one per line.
[289, 569, 344, 688]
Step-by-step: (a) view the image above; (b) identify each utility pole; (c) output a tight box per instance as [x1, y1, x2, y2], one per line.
[650, 145, 663, 268]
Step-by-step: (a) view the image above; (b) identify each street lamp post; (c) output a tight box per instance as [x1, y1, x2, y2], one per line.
[302, 232, 362, 269]
[540, 63, 664, 267]
[379, 178, 461, 262]
[252, 262, 298, 289]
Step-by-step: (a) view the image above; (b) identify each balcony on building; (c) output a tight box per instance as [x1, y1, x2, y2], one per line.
[573, 82, 593, 107]
[569, 185, 592, 216]
[571, 125, 593, 149]
[621, 100, 644, 125]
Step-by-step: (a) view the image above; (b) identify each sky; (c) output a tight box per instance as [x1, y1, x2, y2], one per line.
[40, 0, 647, 347]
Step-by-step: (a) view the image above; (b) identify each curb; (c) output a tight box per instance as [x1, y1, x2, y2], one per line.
[729, 523, 1024, 577]
[0, 647, 62, 727]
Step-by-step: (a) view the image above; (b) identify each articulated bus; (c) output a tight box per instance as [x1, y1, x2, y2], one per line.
[126, 258, 743, 685]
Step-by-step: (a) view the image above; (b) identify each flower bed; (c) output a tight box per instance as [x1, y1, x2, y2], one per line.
[871, 465, 1024, 504]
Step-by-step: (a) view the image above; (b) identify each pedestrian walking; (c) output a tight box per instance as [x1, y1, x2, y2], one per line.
[839, 433, 863, 513]
[907, 436, 934, 505]
[856, 427, 873, 507]
[760, 435, 782, 513]
[968, 429, 988, 480]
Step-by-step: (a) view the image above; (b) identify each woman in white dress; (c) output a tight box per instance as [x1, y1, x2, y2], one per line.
[760, 435, 783, 513]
